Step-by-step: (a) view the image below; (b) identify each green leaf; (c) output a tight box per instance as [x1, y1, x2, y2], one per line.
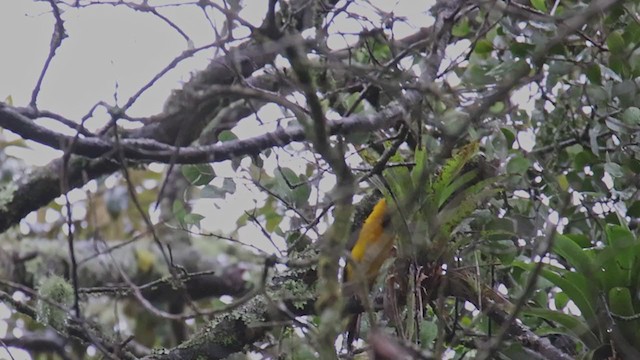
[173, 201, 187, 225]
[217, 130, 238, 142]
[530, 0, 547, 12]
[556, 174, 569, 192]
[552, 234, 594, 275]
[565, 144, 583, 157]
[608, 287, 639, 341]
[604, 162, 624, 178]
[431, 142, 480, 209]
[547, 61, 573, 88]
[627, 158, 640, 174]
[354, 48, 369, 63]
[222, 178, 237, 193]
[201, 185, 225, 198]
[183, 213, 204, 227]
[613, 80, 637, 105]
[341, 92, 363, 113]
[441, 109, 470, 136]
[286, 231, 311, 252]
[383, 150, 414, 200]
[291, 176, 311, 208]
[501, 128, 516, 148]
[275, 168, 310, 208]
[419, 320, 438, 345]
[372, 42, 391, 62]
[490, 101, 505, 114]
[452, 17, 470, 37]
[463, 64, 495, 86]
[437, 179, 502, 242]
[510, 42, 535, 57]
[607, 31, 626, 54]
[573, 150, 599, 169]
[513, 261, 598, 323]
[600, 225, 638, 290]
[484, 218, 515, 235]
[610, 55, 630, 78]
[507, 155, 531, 175]
[201, 178, 236, 199]
[182, 164, 215, 186]
[345, 130, 370, 145]
[522, 308, 600, 349]
[439, 169, 478, 207]
[623, 21, 640, 44]
[605, 224, 635, 248]
[622, 107, 640, 125]
[604, 116, 627, 134]
[585, 64, 602, 85]
[564, 233, 591, 248]
[265, 209, 282, 232]
[487, 59, 528, 78]
[627, 201, 640, 217]
[585, 85, 609, 103]
[554, 291, 569, 310]
[480, 239, 517, 264]
[411, 147, 428, 189]
[474, 39, 493, 56]
[595, 246, 634, 291]
[609, 287, 635, 316]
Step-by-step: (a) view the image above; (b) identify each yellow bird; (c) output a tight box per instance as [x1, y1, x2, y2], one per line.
[343, 197, 396, 347]
[345, 198, 395, 285]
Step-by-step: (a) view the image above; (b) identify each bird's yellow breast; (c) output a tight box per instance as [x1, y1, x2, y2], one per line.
[346, 198, 395, 283]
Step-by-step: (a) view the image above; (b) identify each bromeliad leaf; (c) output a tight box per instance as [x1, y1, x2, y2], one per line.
[522, 308, 600, 350]
[608, 287, 639, 342]
[552, 234, 594, 275]
[430, 141, 480, 209]
[438, 168, 479, 208]
[513, 261, 598, 326]
[382, 146, 413, 200]
[435, 182, 501, 247]
[411, 147, 428, 191]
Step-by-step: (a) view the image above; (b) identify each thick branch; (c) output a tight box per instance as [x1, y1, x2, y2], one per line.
[1, 238, 250, 302]
[0, 330, 68, 358]
[0, 96, 406, 165]
[139, 266, 573, 360]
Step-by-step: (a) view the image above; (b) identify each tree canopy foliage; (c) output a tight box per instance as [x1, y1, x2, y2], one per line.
[2, 0, 640, 359]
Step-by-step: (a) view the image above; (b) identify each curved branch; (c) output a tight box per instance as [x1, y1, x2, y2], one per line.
[1, 238, 251, 301]
[140, 266, 573, 360]
[0, 100, 404, 164]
